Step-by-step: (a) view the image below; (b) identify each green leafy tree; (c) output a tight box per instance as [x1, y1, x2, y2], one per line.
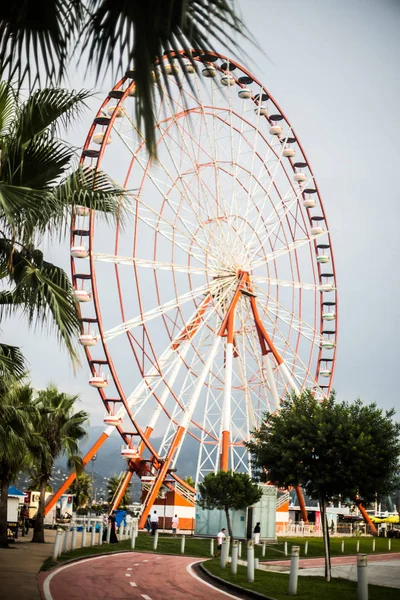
[246, 390, 400, 581]
[197, 470, 263, 540]
[0, 378, 40, 547]
[31, 385, 88, 543]
[68, 472, 92, 510]
[0, 82, 122, 366]
[0, 1, 246, 156]
[107, 474, 132, 508]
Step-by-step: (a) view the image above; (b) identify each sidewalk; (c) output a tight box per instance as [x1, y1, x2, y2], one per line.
[0, 530, 57, 600]
[262, 553, 400, 589]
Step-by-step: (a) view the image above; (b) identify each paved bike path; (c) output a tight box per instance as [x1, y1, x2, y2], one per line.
[38, 553, 243, 600]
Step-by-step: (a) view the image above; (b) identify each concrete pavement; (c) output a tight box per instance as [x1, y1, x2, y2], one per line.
[0, 529, 57, 600]
[262, 552, 400, 588]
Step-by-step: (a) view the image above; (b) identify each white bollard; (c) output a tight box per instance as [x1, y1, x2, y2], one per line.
[220, 538, 229, 568]
[284, 541, 288, 556]
[231, 540, 238, 575]
[81, 524, 87, 548]
[210, 538, 214, 557]
[153, 530, 159, 550]
[71, 524, 77, 551]
[52, 528, 64, 561]
[304, 541, 308, 556]
[341, 540, 345, 553]
[106, 523, 111, 544]
[388, 539, 391, 551]
[120, 522, 125, 540]
[356, 540, 360, 553]
[247, 541, 255, 583]
[254, 558, 259, 569]
[288, 545, 300, 596]
[357, 554, 368, 600]
[63, 528, 70, 553]
[372, 539, 375, 552]
[238, 541, 242, 558]
[133, 518, 138, 538]
[181, 534, 186, 554]
[131, 527, 136, 549]
[90, 523, 96, 546]
[99, 524, 104, 545]
[262, 542, 266, 557]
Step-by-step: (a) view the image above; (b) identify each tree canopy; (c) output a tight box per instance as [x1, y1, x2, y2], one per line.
[246, 389, 400, 579]
[197, 470, 263, 539]
[247, 390, 400, 504]
[31, 385, 88, 542]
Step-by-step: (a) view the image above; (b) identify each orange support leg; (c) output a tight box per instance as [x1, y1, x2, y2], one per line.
[44, 431, 110, 516]
[295, 486, 309, 524]
[111, 469, 134, 512]
[356, 496, 378, 536]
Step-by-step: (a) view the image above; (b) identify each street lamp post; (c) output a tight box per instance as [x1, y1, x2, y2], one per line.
[91, 454, 97, 507]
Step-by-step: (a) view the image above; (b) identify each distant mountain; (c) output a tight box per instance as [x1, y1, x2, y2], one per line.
[52, 426, 199, 500]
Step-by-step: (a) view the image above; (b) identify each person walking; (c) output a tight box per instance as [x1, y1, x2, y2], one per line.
[215, 528, 226, 558]
[172, 514, 179, 537]
[253, 522, 261, 544]
[150, 510, 159, 536]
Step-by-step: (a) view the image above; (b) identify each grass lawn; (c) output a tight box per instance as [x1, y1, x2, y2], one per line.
[203, 559, 400, 600]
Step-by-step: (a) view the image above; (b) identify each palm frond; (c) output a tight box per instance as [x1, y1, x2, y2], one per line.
[0, 181, 54, 227]
[6, 133, 74, 189]
[0, 343, 26, 378]
[12, 255, 81, 363]
[82, 0, 247, 156]
[0, 1, 84, 89]
[0, 81, 15, 136]
[55, 166, 124, 219]
[13, 88, 91, 145]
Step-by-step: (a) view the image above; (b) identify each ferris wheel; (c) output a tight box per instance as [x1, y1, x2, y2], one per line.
[70, 50, 337, 524]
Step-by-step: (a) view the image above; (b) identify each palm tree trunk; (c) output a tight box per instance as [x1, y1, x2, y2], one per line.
[319, 494, 331, 581]
[0, 477, 10, 548]
[31, 479, 47, 543]
[225, 507, 233, 541]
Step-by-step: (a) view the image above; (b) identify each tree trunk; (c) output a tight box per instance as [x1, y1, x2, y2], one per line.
[319, 494, 331, 581]
[0, 477, 10, 548]
[31, 479, 47, 543]
[225, 507, 233, 541]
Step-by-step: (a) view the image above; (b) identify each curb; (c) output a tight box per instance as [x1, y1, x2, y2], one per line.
[199, 562, 278, 600]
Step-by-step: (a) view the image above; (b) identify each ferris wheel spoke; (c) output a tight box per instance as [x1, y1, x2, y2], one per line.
[246, 176, 315, 264]
[156, 86, 231, 229]
[257, 306, 319, 390]
[123, 282, 237, 433]
[121, 198, 208, 265]
[252, 276, 318, 291]
[253, 285, 322, 346]
[251, 234, 323, 269]
[103, 278, 230, 341]
[92, 252, 208, 274]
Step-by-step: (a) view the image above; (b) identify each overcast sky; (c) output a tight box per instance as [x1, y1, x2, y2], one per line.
[4, 0, 399, 425]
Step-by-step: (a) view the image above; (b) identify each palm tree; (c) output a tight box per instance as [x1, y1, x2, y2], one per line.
[68, 472, 92, 510]
[0, 82, 123, 366]
[107, 474, 132, 508]
[0, 378, 39, 548]
[31, 385, 88, 543]
[183, 475, 195, 488]
[0, 1, 246, 156]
